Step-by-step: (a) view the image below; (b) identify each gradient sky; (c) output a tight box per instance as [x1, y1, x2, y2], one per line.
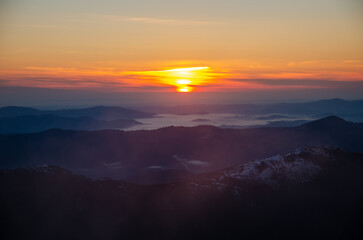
[0, 0, 362, 102]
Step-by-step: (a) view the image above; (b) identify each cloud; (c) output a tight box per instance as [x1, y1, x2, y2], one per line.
[287, 60, 320, 67]
[103, 162, 122, 168]
[0, 75, 174, 92]
[0, 79, 11, 86]
[0, 23, 66, 29]
[84, 14, 220, 25]
[3, 64, 362, 92]
[343, 60, 363, 63]
[226, 78, 363, 88]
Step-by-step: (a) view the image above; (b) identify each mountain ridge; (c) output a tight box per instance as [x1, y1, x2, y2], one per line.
[0, 105, 154, 120]
[141, 98, 363, 121]
[0, 116, 362, 182]
[0, 114, 141, 134]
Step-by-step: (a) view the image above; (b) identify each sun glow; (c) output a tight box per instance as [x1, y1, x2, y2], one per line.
[127, 66, 212, 92]
[177, 86, 193, 92]
[164, 67, 209, 92]
[176, 79, 192, 85]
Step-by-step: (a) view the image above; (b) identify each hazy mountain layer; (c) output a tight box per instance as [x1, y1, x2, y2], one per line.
[0, 106, 154, 120]
[0, 114, 141, 134]
[0, 116, 362, 183]
[142, 98, 363, 121]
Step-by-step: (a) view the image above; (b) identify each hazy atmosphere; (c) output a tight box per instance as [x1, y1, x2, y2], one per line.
[1, 0, 362, 106]
[1, 1, 362, 240]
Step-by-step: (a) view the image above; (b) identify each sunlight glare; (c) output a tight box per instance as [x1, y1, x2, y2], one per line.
[126, 66, 213, 93]
[176, 79, 192, 85]
[177, 86, 193, 92]
[166, 67, 209, 92]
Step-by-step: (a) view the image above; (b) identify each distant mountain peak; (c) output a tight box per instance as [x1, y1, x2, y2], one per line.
[0, 105, 153, 120]
[300, 116, 357, 131]
[0, 106, 36, 110]
[311, 115, 347, 123]
[0, 106, 40, 112]
[316, 98, 346, 103]
[85, 105, 122, 110]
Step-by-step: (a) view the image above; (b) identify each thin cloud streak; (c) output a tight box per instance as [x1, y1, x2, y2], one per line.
[1, 65, 362, 92]
[226, 78, 363, 87]
[83, 14, 221, 25]
[0, 23, 67, 29]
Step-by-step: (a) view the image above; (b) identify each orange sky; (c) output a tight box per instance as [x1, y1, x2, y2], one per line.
[0, 0, 362, 93]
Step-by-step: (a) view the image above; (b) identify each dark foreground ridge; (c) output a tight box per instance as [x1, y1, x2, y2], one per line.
[0, 146, 363, 240]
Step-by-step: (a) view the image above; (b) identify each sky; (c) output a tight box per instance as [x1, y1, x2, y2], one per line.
[0, 0, 362, 105]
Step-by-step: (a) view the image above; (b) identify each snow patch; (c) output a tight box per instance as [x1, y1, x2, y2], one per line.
[174, 155, 211, 170]
[224, 153, 321, 184]
[188, 146, 340, 197]
[102, 162, 122, 169]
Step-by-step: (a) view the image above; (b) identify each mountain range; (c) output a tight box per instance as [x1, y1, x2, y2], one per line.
[0, 114, 141, 134]
[0, 106, 154, 134]
[1, 116, 362, 183]
[141, 98, 363, 121]
[1, 99, 363, 134]
[0, 105, 154, 120]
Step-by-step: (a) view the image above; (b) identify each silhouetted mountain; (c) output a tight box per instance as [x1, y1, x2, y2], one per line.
[1, 147, 362, 239]
[0, 106, 43, 117]
[53, 106, 154, 120]
[219, 119, 309, 129]
[191, 118, 211, 122]
[0, 105, 154, 120]
[255, 99, 363, 119]
[257, 119, 309, 128]
[0, 116, 362, 182]
[0, 114, 141, 134]
[299, 116, 359, 133]
[255, 114, 293, 120]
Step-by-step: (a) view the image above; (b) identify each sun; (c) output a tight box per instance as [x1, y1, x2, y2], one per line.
[177, 86, 193, 92]
[164, 67, 209, 93]
[126, 66, 212, 92]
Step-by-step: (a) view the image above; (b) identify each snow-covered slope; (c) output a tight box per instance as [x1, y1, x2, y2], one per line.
[189, 146, 341, 195]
